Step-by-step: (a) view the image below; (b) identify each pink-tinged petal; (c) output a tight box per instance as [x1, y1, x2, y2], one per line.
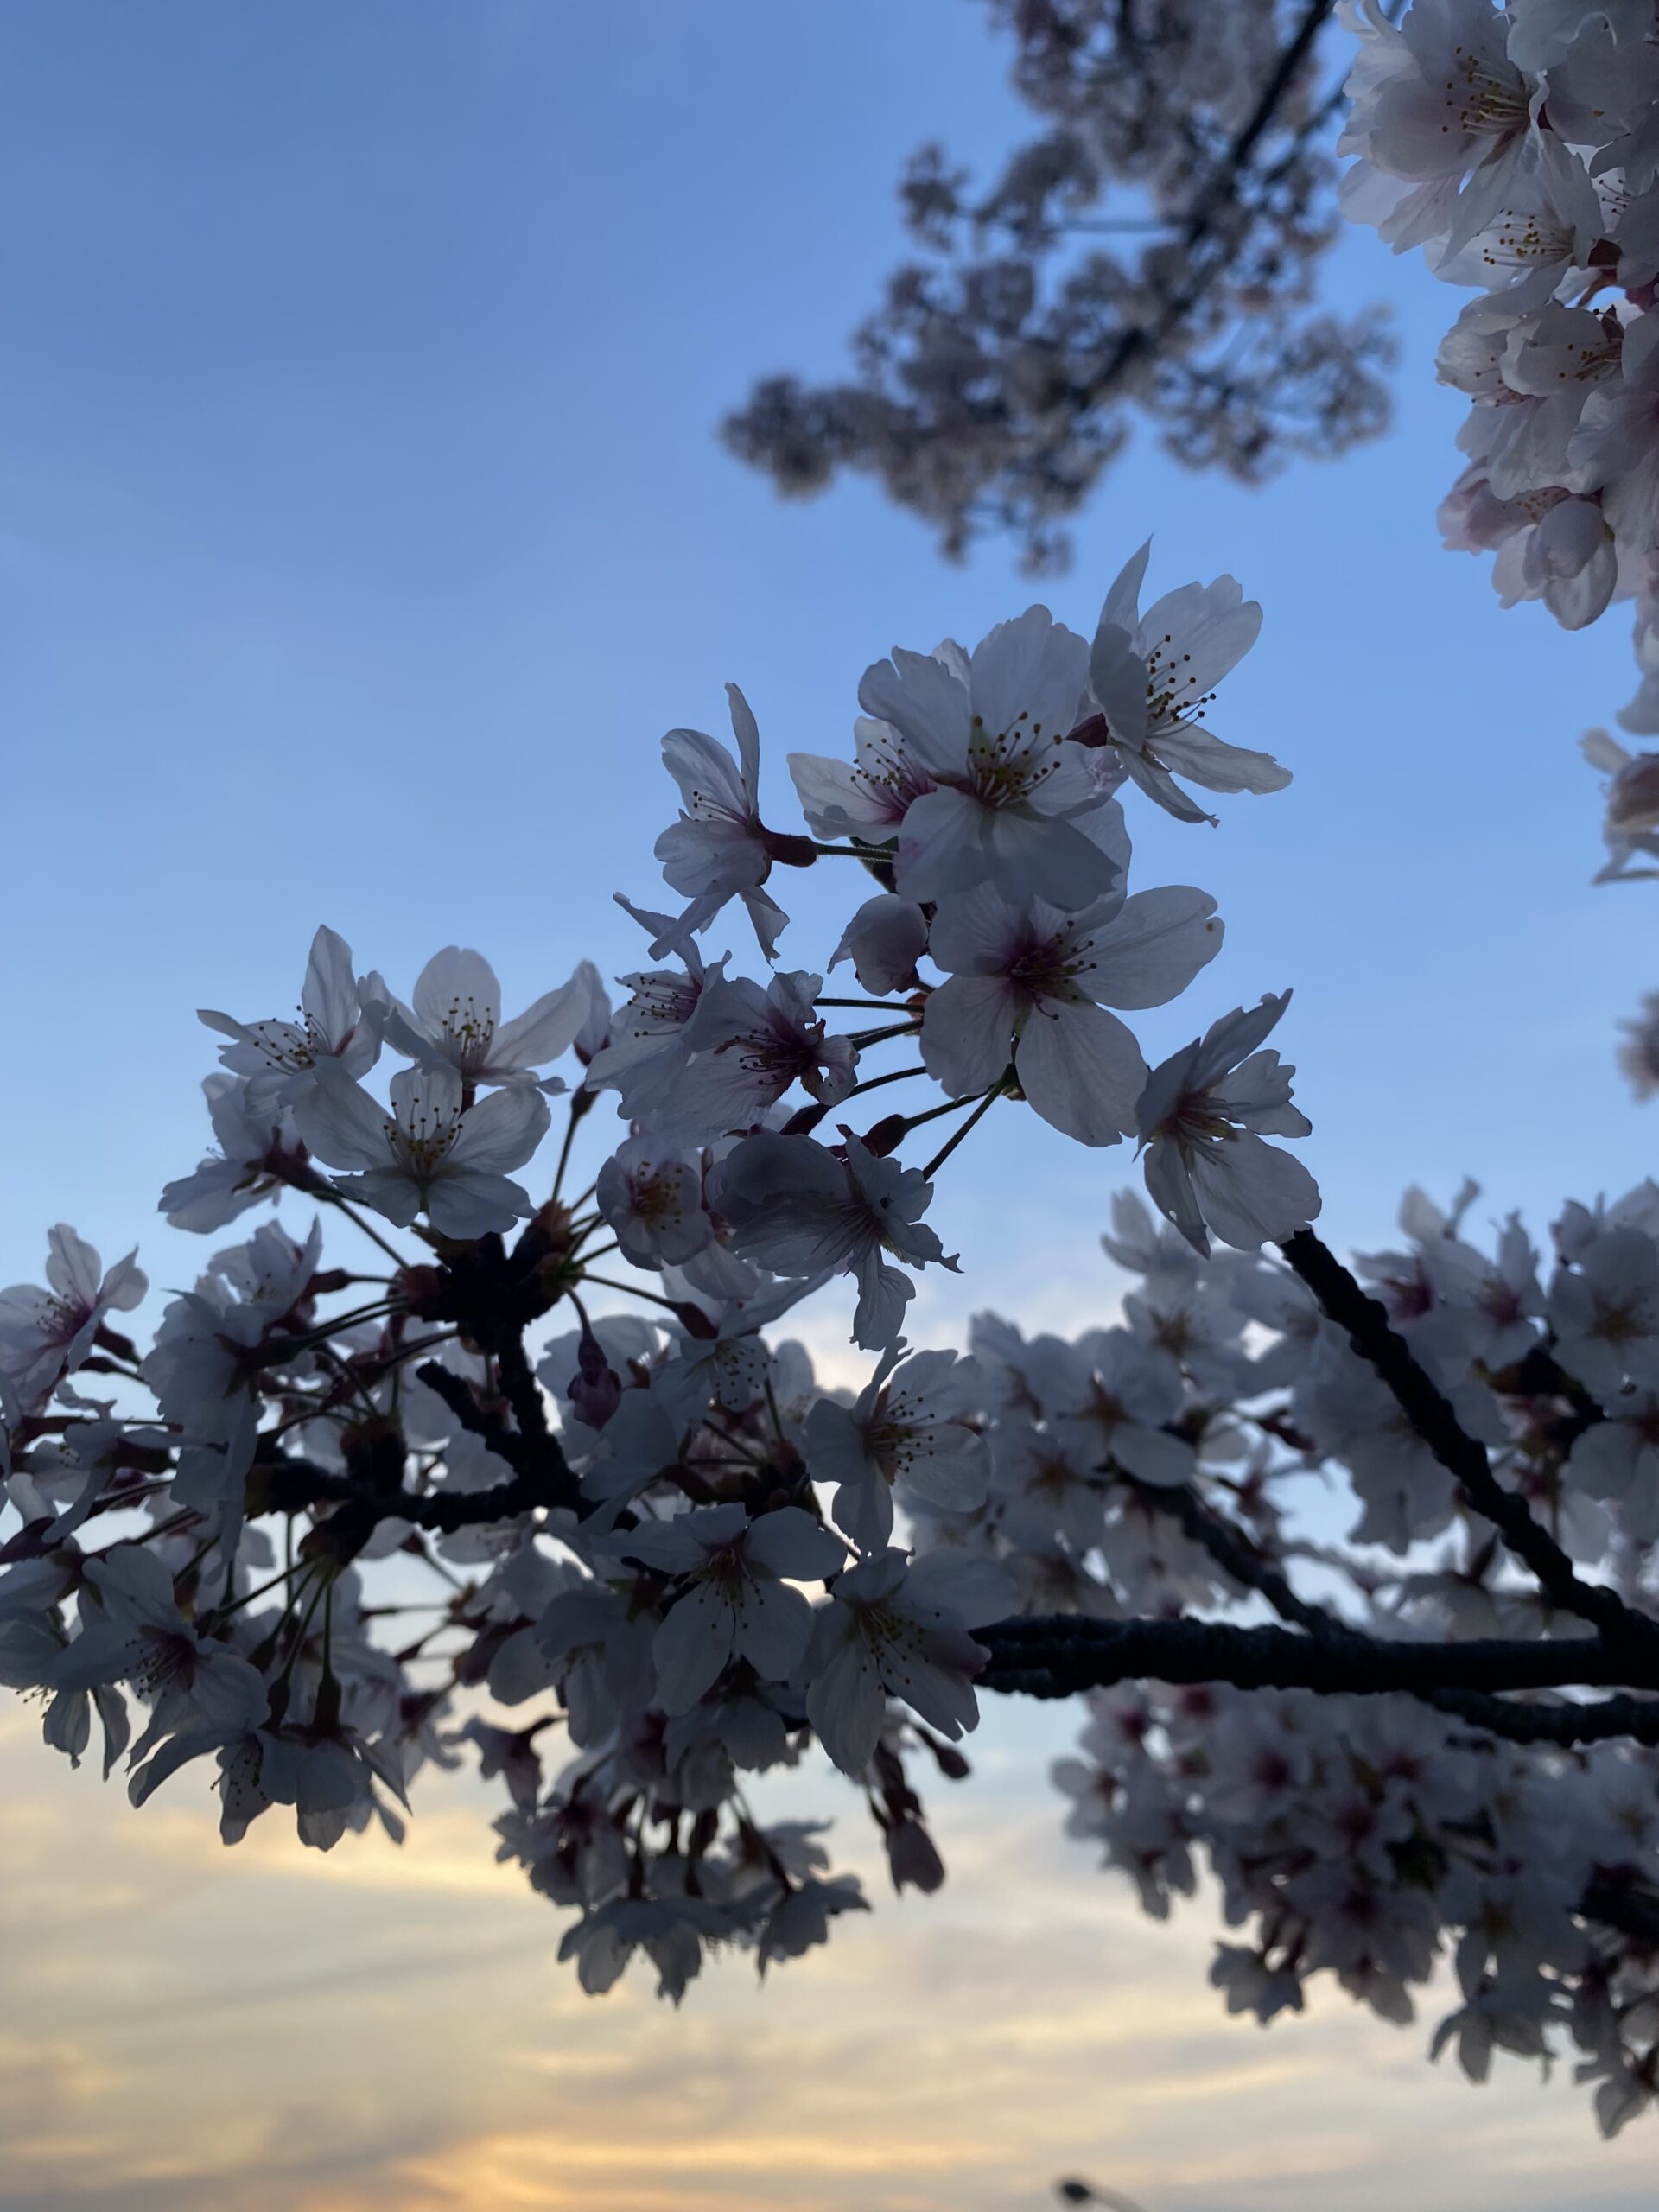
[852, 1253, 915, 1351]
[48, 1622, 135, 1694]
[890, 1650, 981, 1740]
[294, 1065, 397, 1173]
[88, 1541, 184, 1621]
[46, 1225, 103, 1307]
[725, 682, 761, 805]
[1079, 887, 1223, 1010]
[733, 1576, 814, 1682]
[1015, 1002, 1144, 1147]
[1152, 725, 1291, 795]
[744, 1504, 846, 1581]
[981, 810, 1120, 910]
[1111, 1422, 1198, 1487]
[789, 750, 891, 840]
[741, 886, 790, 963]
[1188, 1135, 1321, 1252]
[652, 1583, 737, 1713]
[301, 925, 362, 1047]
[1098, 540, 1151, 635]
[660, 726, 749, 817]
[1140, 577, 1262, 696]
[831, 1471, 895, 1554]
[921, 975, 1019, 1098]
[490, 979, 587, 1073]
[857, 649, 971, 778]
[334, 1167, 426, 1228]
[804, 1637, 886, 1776]
[1142, 1138, 1208, 1255]
[906, 1548, 1014, 1627]
[448, 1084, 550, 1175]
[1190, 994, 1292, 1091]
[803, 1401, 874, 1494]
[424, 1168, 534, 1238]
[100, 1249, 149, 1312]
[926, 884, 1021, 978]
[190, 1650, 270, 1729]
[1119, 746, 1216, 824]
[969, 607, 1088, 742]
[830, 893, 927, 996]
[892, 786, 989, 903]
[899, 1427, 988, 1511]
[1087, 620, 1149, 746]
[411, 947, 502, 1038]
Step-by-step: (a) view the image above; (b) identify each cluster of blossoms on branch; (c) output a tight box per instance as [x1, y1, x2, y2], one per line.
[725, 0, 1395, 570]
[1339, 0, 1659, 688]
[1335, 0, 1659, 1099]
[12, 552, 1659, 2130]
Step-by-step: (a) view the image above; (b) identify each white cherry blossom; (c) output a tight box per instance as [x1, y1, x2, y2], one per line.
[1136, 994, 1321, 1255]
[296, 1060, 549, 1236]
[1084, 543, 1287, 824]
[382, 944, 585, 1089]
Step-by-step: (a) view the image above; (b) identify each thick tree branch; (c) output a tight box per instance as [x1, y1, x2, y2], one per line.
[1277, 1229, 1659, 1668]
[975, 1614, 1645, 1701]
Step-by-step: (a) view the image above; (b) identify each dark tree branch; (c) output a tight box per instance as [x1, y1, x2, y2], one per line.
[975, 1615, 1646, 1702]
[1277, 1229, 1659, 1668]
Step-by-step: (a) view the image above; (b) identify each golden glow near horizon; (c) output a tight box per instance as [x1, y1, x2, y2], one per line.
[1, 1707, 1654, 2212]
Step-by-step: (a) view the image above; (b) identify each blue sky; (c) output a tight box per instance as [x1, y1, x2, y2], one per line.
[5, 9, 1659, 2204]
[5, 0, 1653, 1331]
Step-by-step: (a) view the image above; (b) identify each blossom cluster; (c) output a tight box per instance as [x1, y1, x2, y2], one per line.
[1035, 1176, 1659, 2135]
[0, 550, 1318, 2011]
[727, 0, 1395, 570]
[1339, 1, 1659, 699]
[11, 540, 1659, 2131]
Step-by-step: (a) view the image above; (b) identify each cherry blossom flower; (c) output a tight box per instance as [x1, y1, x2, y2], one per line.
[199, 925, 386, 1109]
[670, 970, 855, 1141]
[804, 1344, 988, 1553]
[655, 682, 791, 958]
[1083, 543, 1287, 824]
[1568, 1388, 1659, 1540]
[0, 1227, 147, 1413]
[50, 1545, 267, 1758]
[160, 1076, 297, 1234]
[584, 936, 726, 1123]
[595, 1136, 712, 1268]
[1340, 0, 1536, 261]
[804, 1548, 1009, 1776]
[620, 1503, 846, 1714]
[381, 945, 586, 1089]
[1135, 994, 1321, 1255]
[296, 1060, 549, 1236]
[709, 1132, 958, 1349]
[921, 880, 1222, 1146]
[830, 893, 929, 997]
[857, 607, 1122, 911]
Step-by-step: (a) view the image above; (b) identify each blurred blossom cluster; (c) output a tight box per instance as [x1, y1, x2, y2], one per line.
[725, 0, 1396, 571]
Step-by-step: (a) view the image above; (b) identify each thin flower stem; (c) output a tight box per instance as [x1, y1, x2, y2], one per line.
[844, 1064, 929, 1100]
[816, 997, 912, 1013]
[579, 1240, 620, 1265]
[578, 1273, 693, 1314]
[922, 1081, 1007, 1179]
[211, 1559, 313, 1626]
[319, 1190, 413, 1270]
[807, 842, 891, 860]
[551, 1088, 595, 1205]
[845, 1020, 923, 1049]
[881, 1091, 969, 1139]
